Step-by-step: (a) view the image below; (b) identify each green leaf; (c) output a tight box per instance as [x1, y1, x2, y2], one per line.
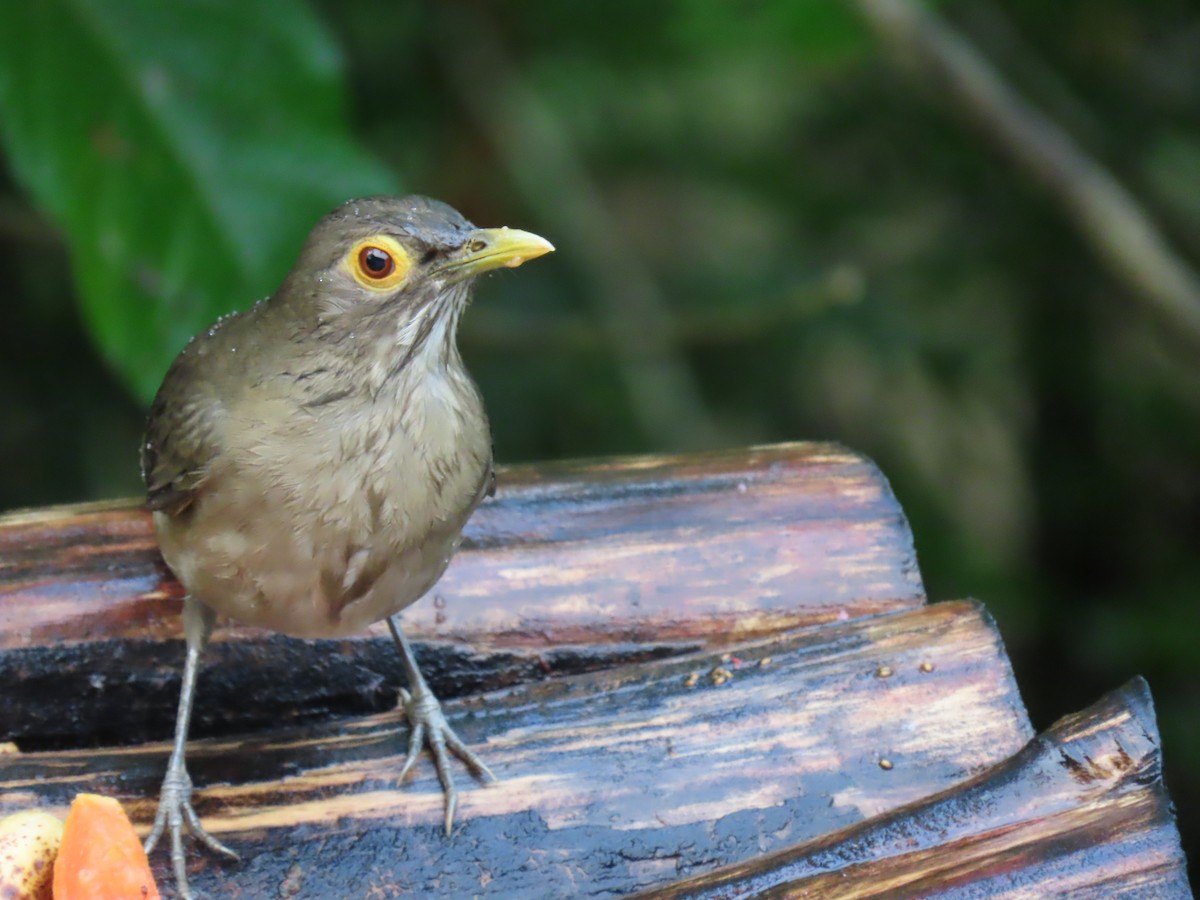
[0, 0, 396, 402]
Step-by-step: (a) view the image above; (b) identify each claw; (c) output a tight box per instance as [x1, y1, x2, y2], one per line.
[144, 760, 238, 900]
[397, 727, 425, 783]
[388, 617, 495, 834]
[398, 682, 495, 834]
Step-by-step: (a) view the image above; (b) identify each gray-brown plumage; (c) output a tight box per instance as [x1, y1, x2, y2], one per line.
[140, 196, 552, 899]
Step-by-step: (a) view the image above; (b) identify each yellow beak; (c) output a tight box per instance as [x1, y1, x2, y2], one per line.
[438, 227, 555, 282]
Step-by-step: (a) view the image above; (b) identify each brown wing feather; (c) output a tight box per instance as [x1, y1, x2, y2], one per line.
[141, 317, 240, 516]
[141, 388, 223, 515]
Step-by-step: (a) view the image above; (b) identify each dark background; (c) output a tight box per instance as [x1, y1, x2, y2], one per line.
[0, 0, 1196, 877]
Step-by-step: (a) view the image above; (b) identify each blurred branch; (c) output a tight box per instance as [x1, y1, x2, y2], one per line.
[854, 0, 1200, 345]
[429, 8, 721, 450]
[959, 0, 1106, 150]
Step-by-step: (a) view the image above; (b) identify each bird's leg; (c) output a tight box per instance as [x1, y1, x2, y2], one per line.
[145, 598, 239, 899]
[388, 616, 495, 833]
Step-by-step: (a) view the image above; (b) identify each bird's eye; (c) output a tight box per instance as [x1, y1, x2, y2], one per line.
[358, 246, 394, 279]
[347, 235, 411, 290]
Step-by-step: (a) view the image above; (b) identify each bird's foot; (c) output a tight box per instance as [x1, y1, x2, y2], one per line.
[397, 683, 496, 833]
[144, 761, 239, 900]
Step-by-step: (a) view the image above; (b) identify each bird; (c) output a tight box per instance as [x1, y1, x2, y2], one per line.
[138, 195, 553, 899]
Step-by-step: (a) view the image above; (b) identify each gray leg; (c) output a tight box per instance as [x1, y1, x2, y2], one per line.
[144, 598, 239, 900]
[388, 616, 496, 833]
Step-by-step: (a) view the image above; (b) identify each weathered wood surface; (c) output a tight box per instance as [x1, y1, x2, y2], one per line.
[0, 443, 1189, 897]
[0, 601, 1032, 897]
[0, 442, 925, 746]
[636, 677, 1190, 899]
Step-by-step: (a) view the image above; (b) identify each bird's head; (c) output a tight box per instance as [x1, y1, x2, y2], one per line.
[275, 195, 553, 362]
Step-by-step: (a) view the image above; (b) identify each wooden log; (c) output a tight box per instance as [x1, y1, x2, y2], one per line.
[0, 601, 1029, 897]
[636, 677, 1190, 899]
[0, 442, 925, 745]
[0, 442, 923, 649]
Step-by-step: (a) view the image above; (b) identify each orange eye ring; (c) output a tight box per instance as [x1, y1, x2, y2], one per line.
[347, 235, 410, 290]
[358, 245, 395, 279]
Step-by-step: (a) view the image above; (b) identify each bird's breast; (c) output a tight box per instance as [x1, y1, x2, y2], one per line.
[160, 365, 491, 637]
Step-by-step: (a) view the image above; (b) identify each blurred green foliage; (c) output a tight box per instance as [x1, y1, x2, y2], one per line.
[0, 0, 395, 401]
[0, 0, 1196, 877]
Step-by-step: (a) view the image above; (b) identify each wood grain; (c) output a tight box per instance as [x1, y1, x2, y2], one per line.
[0, 601, 1028, 897]
[0, 442, 923, 652]
[0, 442, 925, 745]
[636, 677, 1190, 899]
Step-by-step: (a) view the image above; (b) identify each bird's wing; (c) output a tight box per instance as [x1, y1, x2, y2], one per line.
[140, 331, 232, 517]
[483, 451, 497, 500]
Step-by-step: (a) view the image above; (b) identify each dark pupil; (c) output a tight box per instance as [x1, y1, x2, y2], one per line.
[363, 247, 390, 274]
